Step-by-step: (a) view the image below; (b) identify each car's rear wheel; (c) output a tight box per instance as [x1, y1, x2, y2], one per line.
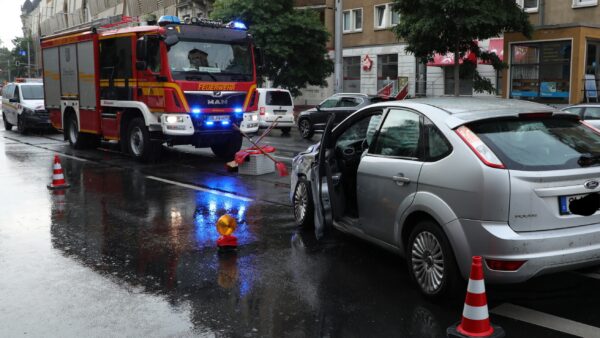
[293, 178, 314, 229]
[210, 132, 243, 161]
[407, 220, 461, 299]
[2, 112, 13, 131]
[298, 119, 314, 139]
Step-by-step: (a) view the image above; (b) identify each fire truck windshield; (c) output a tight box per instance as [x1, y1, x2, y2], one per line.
[168, 40, 253, 82]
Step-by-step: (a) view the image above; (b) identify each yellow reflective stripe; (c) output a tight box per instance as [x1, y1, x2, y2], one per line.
[99, 33, 134, 40]
[243, 84, 257, 111]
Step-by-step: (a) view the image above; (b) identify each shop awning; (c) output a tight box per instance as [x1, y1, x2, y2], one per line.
[427, 38, 504, 66]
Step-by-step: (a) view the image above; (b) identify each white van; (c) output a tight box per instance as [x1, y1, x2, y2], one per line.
[2, 80, 48, 133]
[254, 88, 294, 134]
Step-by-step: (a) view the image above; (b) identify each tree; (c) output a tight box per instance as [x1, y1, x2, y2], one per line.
[211, 0, 333, 97]
[392, 0, 532, 96]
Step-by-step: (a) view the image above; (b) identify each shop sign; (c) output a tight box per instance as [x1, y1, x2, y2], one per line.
[362, 55, 373, 71]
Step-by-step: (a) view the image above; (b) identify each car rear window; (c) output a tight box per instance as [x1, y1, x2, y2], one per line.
[266, 91, 292, 106]
[469, 117, 600, 171]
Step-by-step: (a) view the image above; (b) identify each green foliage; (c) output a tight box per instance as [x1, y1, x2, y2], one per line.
[392, 0, 532, 95]
[212, 0, 333, 97]
[0, 37, 35, 82]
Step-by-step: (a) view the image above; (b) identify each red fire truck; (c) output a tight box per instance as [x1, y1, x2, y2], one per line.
[41, 16, 259, 161]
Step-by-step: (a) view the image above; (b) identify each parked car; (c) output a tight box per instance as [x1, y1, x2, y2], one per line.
[296, 93, 386, 139]
[2, 79, 49, 133]
[252, 88, 295, 134]
[291, 97, 600, 298]
[561, 103, 600, 128]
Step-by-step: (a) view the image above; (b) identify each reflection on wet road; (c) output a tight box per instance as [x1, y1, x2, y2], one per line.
[2, 130, 600, 337]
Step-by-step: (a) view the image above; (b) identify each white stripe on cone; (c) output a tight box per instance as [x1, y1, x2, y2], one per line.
[462, 304, 490, 321]
[53, 163, 61, 170]
[467, 278, 486, 294]
[53, 174, 64, 180]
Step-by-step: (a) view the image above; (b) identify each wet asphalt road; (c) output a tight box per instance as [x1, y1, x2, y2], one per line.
[1, 125, 600, 337]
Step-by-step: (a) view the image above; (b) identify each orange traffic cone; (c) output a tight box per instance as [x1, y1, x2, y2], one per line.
[447, 256, 505, 338]
[47, 155, 70, 190]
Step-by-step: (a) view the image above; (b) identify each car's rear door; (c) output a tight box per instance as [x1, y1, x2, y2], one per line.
[357, 108, 424, 243]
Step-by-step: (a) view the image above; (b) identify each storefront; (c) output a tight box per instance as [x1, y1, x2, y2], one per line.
[504, 25, 600, 104]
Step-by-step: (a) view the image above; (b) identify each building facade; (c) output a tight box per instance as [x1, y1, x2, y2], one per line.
[504, 0, 600, 104]
[293, 0, 500, 106]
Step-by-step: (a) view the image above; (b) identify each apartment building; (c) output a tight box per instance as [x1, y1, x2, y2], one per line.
[294, 0, 499, 106]
[504, 0, 600, 104]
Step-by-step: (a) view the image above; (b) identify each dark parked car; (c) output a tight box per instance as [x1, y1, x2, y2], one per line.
[297, 93, 387, 139]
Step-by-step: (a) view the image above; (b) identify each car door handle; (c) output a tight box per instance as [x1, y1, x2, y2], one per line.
[392, 175, 410, 186]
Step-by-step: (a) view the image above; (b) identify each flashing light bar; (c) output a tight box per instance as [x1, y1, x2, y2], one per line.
[205, 121, 215, 126]
[226, 21, 247, 30]
[158, 15, 181, 26]
[192, 107, 202, 114]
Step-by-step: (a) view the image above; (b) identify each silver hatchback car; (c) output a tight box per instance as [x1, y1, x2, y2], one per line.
[290, 97, 600, 298]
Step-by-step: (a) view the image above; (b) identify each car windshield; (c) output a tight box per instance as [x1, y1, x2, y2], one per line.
[266, 91, 292, 106]
[469, 117, 600, 171]
[168, 40, 253, 82]
[21, 85, 44, 100]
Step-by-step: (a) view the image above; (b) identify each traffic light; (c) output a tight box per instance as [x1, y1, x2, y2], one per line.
[15, 61, 20, 67]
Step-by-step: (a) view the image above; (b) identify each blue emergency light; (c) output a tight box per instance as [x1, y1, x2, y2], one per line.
[227, 21, 247, 30]
[234, 108, 243, 113]
[158, 15, 181, 26]
[205, 121, 215, 126]
[192, 107, 202, 114]
[221, 121, 230, 126]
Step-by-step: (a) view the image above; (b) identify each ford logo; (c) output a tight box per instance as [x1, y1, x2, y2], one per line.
[584, 180, 599, 189]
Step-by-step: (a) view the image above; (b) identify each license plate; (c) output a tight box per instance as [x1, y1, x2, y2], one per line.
[559, 194, 590, 215]
[207, 115, 229, 122]
[273, 110, 287, 115]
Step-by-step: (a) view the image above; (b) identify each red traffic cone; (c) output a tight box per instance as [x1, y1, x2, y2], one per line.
[47, 155, 70, 190]
[447, 256, 505, 338]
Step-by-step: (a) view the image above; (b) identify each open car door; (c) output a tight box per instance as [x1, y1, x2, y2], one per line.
[313, 114, 346, 238]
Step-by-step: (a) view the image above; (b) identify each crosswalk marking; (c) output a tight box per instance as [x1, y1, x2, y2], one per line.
[491, 303, 600, 338]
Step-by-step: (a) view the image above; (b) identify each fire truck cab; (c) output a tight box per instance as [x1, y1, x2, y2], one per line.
[41, 16, 259, 161]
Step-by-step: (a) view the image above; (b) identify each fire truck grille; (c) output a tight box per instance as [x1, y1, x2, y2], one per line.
[184, 92, 247, 111]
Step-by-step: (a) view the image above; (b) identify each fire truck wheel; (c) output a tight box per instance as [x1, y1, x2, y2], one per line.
[210, 133, 243, 161]
[127, 118, 160, 162]
[66, 114, 88, 149]
[3, 113, 13, 131]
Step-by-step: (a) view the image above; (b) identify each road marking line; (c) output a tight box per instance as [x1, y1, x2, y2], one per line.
[57, 153, 89, 162]
[491, 303, 600, 337]
[146, 175, 253, 202]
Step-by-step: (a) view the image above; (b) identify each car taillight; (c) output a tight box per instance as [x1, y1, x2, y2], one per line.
[455, 125, 505, 169]
[485, 259, 526, 271]
[259, 107, 265, 116]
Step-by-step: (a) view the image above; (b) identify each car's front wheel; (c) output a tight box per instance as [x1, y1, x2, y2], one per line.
[293, 178, 314, 229]
[298, 119, 314, 139]
[17, 115, 27, 134]
[2, 112, 13, 131]
[407, 220, 461, 299]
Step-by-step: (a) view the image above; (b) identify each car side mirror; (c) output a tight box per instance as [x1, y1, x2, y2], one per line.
[136, 60, 147, 71]
[315, 104, 321, 111]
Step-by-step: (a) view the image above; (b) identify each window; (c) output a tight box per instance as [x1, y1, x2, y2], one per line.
[573, 0, 598, 8]
[584, 107, 600, 120]
[343, 8, 363, 33]
[100, 37, 133, 79]
[13, 86, 20, 100]
[377, 54, 398, 91]
[320, 98, 339, 109]
[336, 113, 382, 150]
[470, 117, 600, 170]
[371, 109, 421, 158]
[337, 97, 361, 108]
[20, 85, 44, 100]
[374, 3, 399, 29]
[424, 117, 451, 161]
[266, 91, 292, 106]
[343, 56, 361, 92]
[509, 41, 571, 102]
[517, 0, 539, 12]
[146, 36, 162, 73]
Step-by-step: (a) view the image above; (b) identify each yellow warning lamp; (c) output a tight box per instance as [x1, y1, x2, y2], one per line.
[216, 214, 237, 236]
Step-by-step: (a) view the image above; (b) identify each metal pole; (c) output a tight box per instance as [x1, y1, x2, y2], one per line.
[27, 39, 31, 78]
[7, 59, 10, 82]
[334, 0, 343, 94]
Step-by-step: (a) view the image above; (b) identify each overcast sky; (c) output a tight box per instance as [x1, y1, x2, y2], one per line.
[0, 1, 24, 49]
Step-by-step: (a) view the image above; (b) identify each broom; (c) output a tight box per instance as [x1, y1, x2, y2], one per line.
[233, 123, 289, 177]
